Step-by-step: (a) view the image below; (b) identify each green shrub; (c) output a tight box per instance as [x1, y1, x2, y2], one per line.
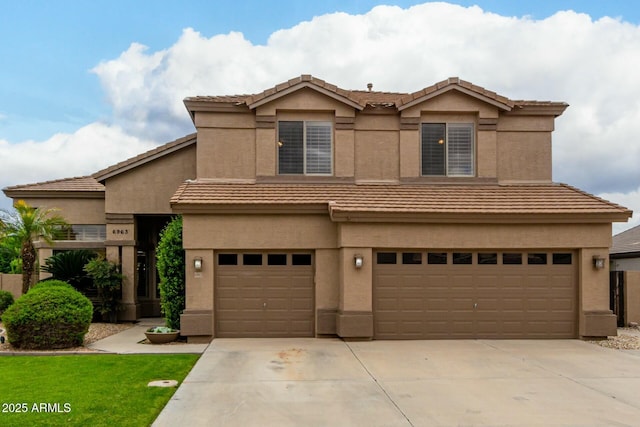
[156, 216, 185, 330]
[0, 290, 14, 315]
[31, 279, 74, 290]
[84, 256, 123, 323]
[1, 284, 93, 349]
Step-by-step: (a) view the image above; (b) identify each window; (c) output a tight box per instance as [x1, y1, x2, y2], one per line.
[402, 252, 422, 264]
[243, 254, 263, 265]
[428, 252, 448, 264]
[453, 252, 473, 264]
[528, 253, 548, 265]
[54, 224, 106, 241]
[218, 254, 238, 265]
[478, 253, 498, 264]
[292, 254, 312, 266]
[503, 253, 522, 265]
[267, 254, 287, 266]
[377, 252, 397, 264]
[278, 121, 332, 175]
[553, 253, 573, 265]
[421, 123, 474, 176]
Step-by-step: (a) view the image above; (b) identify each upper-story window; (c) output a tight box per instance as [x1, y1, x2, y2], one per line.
[278, 121, 332, 175]
[421, 123, 474, 176]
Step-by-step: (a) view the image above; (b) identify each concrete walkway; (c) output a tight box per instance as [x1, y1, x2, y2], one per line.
[153, 338, 640, 427]
[88, 318, 208, 354]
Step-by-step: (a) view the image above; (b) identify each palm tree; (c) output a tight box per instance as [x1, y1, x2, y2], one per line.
[0, 200, 68, 294]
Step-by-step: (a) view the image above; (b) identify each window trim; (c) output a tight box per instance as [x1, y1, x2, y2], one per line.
[420, 122, 475, 177]
[277, 120, 333, 176]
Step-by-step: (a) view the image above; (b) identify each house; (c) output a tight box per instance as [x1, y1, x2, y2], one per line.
[3, 75, 632, 341]
[610, 225, 640, 326]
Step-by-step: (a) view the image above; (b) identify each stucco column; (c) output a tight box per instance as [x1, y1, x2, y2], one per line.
[579, 248, 617, 337]
[180, 249, 214, 343]
[337, 247, 373, 339]
[105, 215, 139, 321]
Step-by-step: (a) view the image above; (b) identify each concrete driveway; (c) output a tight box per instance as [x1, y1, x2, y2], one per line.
[153, 338, 640, 426]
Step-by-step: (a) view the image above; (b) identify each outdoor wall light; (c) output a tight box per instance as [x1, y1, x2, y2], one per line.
[194, 257, 203, 272]
[593, 256, 606, 270]
[354, 254, 364, 269]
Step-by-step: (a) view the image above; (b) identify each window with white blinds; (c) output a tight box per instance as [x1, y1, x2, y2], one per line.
[421, 123, 474, 176]
[278, 121, 332, 175]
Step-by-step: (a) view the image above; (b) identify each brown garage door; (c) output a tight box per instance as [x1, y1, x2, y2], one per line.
[374, 251, 576, 339]
[215, 252, 314, 337]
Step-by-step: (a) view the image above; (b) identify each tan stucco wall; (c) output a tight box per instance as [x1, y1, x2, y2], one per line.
[0, 274, 22, 299]
[18, 198, 105, 224]
[255, 88, 355, 117]
[497, 132, 552, 182]
[402, 91, 499, 119]
[183, 214, 338, 250]
[315, 249, 339, 310]
[337, 223, 612, 249]
[355, 130, 399, 181]
[105, 145, 196, 214]
[190, 87, 560, 184]
[197, 128, 256, 179]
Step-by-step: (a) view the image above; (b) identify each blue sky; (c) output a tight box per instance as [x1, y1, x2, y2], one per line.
[1, 1, 639, 232]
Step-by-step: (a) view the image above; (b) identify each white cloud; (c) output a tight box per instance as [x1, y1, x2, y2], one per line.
[0, 123, 156, 209]
[4, 2, 640, 231]
[599, 188, 640, 235]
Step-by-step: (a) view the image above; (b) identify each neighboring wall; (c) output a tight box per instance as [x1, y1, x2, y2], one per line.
[624, 271, 640, 325]
[0, 274, 22, 299]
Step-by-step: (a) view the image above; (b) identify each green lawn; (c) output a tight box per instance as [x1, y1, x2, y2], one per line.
[0, 354, 199, 427]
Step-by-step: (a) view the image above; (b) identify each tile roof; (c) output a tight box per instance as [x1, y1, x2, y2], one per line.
[184, 75, 567, 112]
[3, 176, 104, 194]
[170, 181, 631, 222]
[611, 225, 640, 255]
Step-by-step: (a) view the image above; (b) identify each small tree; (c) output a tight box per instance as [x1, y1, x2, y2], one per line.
[42, 250, 98, 291]
[156, 216, 185, 330]
[0, 200, 68, 294]
[84, 256, 123, 323]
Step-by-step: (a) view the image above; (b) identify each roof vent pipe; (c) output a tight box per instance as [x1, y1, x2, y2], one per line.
[367, 83, 373, 91]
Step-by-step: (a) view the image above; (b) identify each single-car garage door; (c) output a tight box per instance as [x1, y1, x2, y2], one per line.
[374, 251, 576, 339]
[215, 252, 315, 337]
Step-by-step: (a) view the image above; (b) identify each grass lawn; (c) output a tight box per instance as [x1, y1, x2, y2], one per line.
[0, 354, 199, 427]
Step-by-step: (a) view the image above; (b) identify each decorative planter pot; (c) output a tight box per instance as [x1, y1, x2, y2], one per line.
[145, 330, 179, 344]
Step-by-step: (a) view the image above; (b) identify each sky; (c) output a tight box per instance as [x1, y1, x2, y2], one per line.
[0, 0, 639, 234]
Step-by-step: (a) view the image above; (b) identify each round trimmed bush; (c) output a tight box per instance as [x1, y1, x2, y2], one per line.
[1, 282, 93, 349]
[0, 290, 14, 316]
[31, 279, 74, 291]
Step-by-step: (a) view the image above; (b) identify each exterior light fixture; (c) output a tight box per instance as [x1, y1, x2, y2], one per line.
[592, 256, 605, 270]
[277, 141, 284, 147]
[354, 254, 364, 269]
[194, 257, 203, 272]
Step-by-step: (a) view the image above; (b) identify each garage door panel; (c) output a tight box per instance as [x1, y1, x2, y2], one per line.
[374, 250, 576, 339]
[215, 252, 314, 338]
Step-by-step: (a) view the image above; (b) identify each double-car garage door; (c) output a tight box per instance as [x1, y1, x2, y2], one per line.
[215, 252, 314, 338]
[374, 250, 577, 339]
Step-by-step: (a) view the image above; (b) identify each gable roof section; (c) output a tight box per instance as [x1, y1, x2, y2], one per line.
[171, 181, 631, 223]
[611, 225, 640, 256]
[184, 75, 567, 117]
[3, 176, 104, 199]
[397, 77, 515, 112]
[93, 133, 196, 182]
[247, 75, 364, 110]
